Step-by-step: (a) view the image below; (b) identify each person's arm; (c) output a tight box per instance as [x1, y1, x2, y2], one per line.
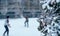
[8, 23, 11, 28]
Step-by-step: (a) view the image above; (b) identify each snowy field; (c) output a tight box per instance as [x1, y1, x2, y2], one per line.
[0, 18, 43, 36]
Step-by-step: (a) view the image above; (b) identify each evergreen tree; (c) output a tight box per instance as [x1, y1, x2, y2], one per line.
[38, 0, 60, 36]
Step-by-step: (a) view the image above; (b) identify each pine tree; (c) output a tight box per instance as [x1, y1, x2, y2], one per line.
[38, 0, 60, 36]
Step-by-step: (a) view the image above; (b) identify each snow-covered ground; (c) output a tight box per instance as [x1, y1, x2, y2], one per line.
[0, 18, 42, 36]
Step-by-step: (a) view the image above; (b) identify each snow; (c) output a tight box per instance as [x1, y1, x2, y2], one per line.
[0, 18, 59, 36]
[0, 18, 41, 36]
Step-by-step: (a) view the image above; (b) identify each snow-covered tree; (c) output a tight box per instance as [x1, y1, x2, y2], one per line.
[38, 0, 60, 36]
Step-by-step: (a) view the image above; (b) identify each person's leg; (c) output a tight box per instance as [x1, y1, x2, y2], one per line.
[27, 21, 29, 27]
[3, 31, 7, 36]
[6, 26, 9, 36]
[3, 26, 7, 36]
[7, 30, 9, 36]
[24, 21, 26, 27]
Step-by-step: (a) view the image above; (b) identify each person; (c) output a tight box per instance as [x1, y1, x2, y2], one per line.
[3, 16, 11, 36]
[37, 18, 45, 31]
[24, 16, 29, 27]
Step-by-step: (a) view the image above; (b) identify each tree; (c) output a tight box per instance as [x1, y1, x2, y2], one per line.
[38, 0, 60, 36]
